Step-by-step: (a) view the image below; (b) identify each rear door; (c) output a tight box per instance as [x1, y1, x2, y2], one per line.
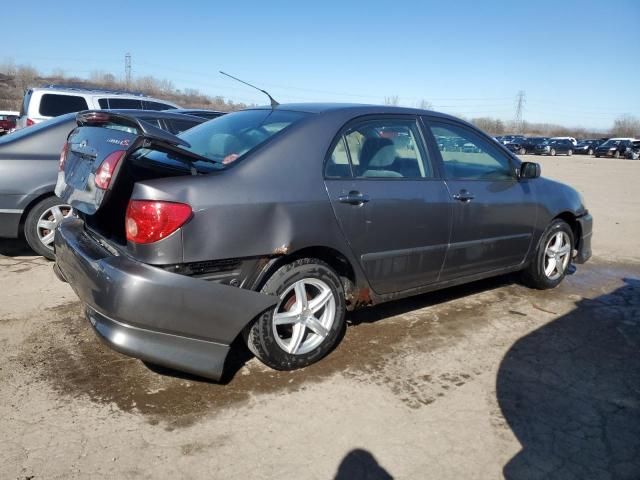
[324, 116, 451, 294]
[422, 117, 536, 279]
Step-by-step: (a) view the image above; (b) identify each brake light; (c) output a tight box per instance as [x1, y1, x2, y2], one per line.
[59, 143, 69, 172]
[95, 150, 126, 189]
[26, 118, 35, 127]
[125, 200, 192, 244]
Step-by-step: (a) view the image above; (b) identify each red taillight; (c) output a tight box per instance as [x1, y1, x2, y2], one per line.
[59, 143, 69, 172]
[125, 200, 192, 244]
[26, 118, 35, 127]
[95, 150, 126, 189]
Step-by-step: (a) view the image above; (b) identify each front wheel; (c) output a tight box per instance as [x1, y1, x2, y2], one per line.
[245, 258, 346, 370]
[24, 197, 73, 260]
[567, 149, 573, 156]
[519, 147, 526, 155]
[587, 148, 594, 155]
[521, 219, 574, 290]
[614, 151, 620, 159]
[550, 148, 556, 156]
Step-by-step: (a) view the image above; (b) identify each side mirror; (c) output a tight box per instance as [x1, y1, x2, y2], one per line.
[519, 161, 541, 179]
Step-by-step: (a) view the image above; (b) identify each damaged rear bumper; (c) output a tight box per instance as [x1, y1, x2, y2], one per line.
[54, 218, 278, 381]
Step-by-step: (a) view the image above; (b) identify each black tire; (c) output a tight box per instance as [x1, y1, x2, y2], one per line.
[245, 258, 346, 371]
[520, 219, 574, 290]
[595, 154, 600, 158]
[24, 196, 71, 260]
[567, 149, 573, 156]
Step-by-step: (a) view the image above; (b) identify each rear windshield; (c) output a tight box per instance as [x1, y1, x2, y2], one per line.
[138, 109, 309, 171]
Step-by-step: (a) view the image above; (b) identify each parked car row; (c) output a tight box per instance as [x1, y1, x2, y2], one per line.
[496, 135, 638, 158]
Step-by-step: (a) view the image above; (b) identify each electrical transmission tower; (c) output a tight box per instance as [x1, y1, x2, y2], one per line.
[515, 90, 526, 133]
[125, 53, 132, 90]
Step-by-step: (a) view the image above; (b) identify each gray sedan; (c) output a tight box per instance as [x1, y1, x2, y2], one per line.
[53, 104, 592, 380]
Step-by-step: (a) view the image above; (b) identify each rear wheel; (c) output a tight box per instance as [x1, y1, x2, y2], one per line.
[587, 148, 594, 155]
[521, 219, 574, 290]
[567, 149, 573, 156]
[550, 148, 556, 156]
[24, 197, 72, 260]
[519, 147, 526, 155]
[614, 151, 620, 159]
[245, 258, 346, 370]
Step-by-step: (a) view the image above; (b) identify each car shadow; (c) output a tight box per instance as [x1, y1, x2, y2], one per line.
[334, 449, 393, 480]
[497, 277, 640, 479]
[0, 238, 36, 257]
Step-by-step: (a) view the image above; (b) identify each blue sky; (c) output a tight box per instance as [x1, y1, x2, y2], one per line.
[4, 0, 639, 130]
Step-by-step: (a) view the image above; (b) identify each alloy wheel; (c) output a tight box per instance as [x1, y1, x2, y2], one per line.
[37, 204, 72, 250]
[544, 231, 571, 280]
[272, 278, 336, 355]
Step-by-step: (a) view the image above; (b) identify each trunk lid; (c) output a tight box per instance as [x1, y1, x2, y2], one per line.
[55, 111, 193, 215]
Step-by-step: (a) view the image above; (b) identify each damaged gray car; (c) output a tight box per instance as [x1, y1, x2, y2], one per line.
[53, 105, 592, 381]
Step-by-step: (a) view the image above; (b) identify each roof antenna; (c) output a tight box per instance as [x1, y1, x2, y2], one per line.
[220, 71, 279, 109]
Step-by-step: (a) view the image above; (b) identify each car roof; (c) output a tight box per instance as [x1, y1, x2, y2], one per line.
[248, 102, 464, 121]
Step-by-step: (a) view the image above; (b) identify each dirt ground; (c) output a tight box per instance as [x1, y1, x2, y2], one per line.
[1, 155, 639, 479]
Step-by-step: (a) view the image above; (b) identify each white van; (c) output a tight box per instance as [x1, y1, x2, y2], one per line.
[551, 136, 577, 146]
[16, 86, 180, 129]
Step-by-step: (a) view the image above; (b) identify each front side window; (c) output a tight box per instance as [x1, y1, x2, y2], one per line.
[39, 94, 89, 117]
[326, 119, 432, 179]
[428, 121, 514, 180]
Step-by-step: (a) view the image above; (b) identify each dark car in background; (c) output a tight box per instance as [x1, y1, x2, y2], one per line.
[595, 138, 635, 158]
[534, 138, 575, 156]
[505, 137, 549, 155]
[0, 109, 205, 258]
[574, 139, 602, 155]
[53, 104, 591, 381]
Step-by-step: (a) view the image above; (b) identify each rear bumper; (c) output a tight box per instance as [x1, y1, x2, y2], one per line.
[54, 218, 278, 381]
[575, 213, 593, 264]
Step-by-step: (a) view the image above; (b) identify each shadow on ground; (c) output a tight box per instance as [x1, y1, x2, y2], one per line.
[334, 449, 393, 480]
[497, 278, 640, 479]
[0, 238, 35, 257]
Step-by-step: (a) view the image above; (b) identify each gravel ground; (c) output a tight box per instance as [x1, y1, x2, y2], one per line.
[1, 155, 639, 479]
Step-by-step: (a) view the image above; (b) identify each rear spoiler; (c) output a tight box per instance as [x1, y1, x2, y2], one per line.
[76, 110, 192, 148]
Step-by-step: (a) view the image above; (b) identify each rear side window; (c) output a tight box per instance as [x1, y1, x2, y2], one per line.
[105, 98, 143, 109]
[39, 94, 88, 117]
[326, 119, 432, 179]
[428, 120, 514, 180]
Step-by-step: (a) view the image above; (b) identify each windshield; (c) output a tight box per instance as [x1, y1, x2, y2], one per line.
[178, 109, 309, 163]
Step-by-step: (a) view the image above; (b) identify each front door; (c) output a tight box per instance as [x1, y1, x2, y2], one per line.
[324, 116, 451, 294]
[422, 117, 536, 280]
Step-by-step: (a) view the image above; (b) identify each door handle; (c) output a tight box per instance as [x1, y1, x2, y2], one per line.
[339, 191, 370, 205]
[452, 190, 474, 202]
